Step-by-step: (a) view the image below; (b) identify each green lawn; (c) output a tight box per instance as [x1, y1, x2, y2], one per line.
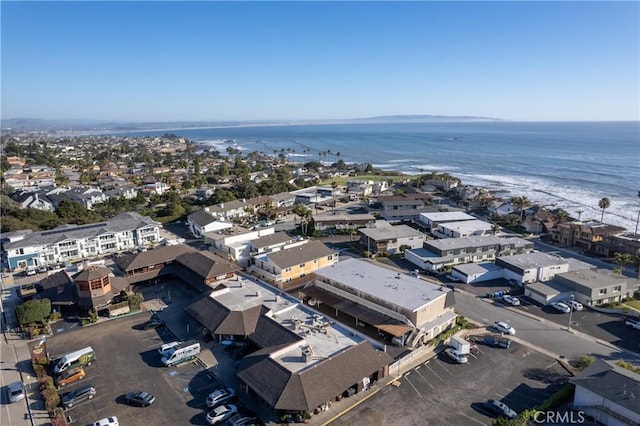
[623, 299, 640, 311]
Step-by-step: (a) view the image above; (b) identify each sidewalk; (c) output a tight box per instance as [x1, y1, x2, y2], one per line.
[1, 332, 49, 426]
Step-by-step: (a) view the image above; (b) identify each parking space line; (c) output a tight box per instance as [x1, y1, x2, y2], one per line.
[423, 363, 445, 383]
[403, 373, 422, 397]
[412, 367, 434, 389]
[544, 361, 558, 369]
[459, 412, 487, 425]
[435, 359, 454, 376]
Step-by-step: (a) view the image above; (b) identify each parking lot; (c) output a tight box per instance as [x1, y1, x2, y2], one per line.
[330, 342, 570, 426]
[44, 313, 224, 425]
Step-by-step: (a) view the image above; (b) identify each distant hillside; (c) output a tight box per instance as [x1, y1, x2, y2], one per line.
[1, 114, 502, 133]
[355, 114, 501, 122]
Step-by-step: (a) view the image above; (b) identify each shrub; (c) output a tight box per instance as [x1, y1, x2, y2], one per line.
[575, 355, 594, 370]
[44, 394, 60, 413]
[88, 309, 98, 323]
[615, 361, 640, 374]
[32, 363, 47, 379]
[128, 293, 144, 311]
[39, 376, 54, 391]
[48, 311, 62, 322]
[16, 299, 52, 326]
[536, 384, 575, 412]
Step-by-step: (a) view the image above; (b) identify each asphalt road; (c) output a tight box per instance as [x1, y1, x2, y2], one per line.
[453, 290, 640, 362]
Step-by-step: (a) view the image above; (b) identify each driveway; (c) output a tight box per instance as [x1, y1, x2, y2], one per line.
[330, 342, 570, 426]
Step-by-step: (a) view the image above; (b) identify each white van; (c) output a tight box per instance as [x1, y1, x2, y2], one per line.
[54, 346, 96, 374]
[158, 341, 181, 357]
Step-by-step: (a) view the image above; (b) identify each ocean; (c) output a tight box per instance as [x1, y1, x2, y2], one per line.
[115, 121, 640, 232]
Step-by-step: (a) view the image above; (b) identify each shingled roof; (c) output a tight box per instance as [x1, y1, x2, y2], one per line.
[215, 305, 264, 336]
[249, 315, 303, 349]
[184, 296, 229, 332]
[114, 245, 197, 271]
[175, 251, 242, 280]
[266, 240, 336, 269]
[237, 341, 393, 412]
[188, 209, 217, 227]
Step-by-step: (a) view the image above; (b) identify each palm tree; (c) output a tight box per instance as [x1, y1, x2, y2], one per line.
[613, 252, 633, 275]
[633, 248, 640, 279]
[598, 197, 610, 222]
[575, 209, 584, 221]
[510, 196, 531, 222]
[555, 210, 568, 223]
[635, 190, 640, 233]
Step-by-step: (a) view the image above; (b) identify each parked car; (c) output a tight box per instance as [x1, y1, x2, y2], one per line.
[125, 391, 156, 407]
[443, 347, 468, 364]
[493, 321, 516, 335]
[483, 399, 517, 419]
[566, 300, 583, 311]
[55, 367, 85, 388]
[207, 404, 238, 425]
[25, 266, 37, 276]
[7, 381, 25, 403]
[124, 391, 156, 407]
[206, 388, 236, 408]
[141, 319, 165, 330]
[625, 318, 640, 330]
[90, 417, 119, 426]
[550, 302, 571, 313]
[37, 265, 48, 273]
[61, 384, 96, 408]
[224, 414, 259, 426]
[502, 295, 520, 306]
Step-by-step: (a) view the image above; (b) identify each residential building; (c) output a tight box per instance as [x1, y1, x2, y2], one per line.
[2, 212, 161, 270]
[312, 212, 376, 232]
[405, 236, 534, 273]
[552, 269, 636, 306]
[184, 275, 393, 419]
[378, 194, 431, 222]
[204, 226, 276, 267]
[432, 219, 494, 239]
[495, 252, 570, 285]
[248, 240, 338, 288]
[487, 200, 516, 217]
[358, 221, 426, 255]
[11, 190, 56, 212]
[205, 199, 251, 221]
[187, 209, 233, 238]
[418, 211, 476, 230]
[303, 258, 457, 348]
[551, 221, 626, 255]
[571, 358, 640, 426]
[450, 262, 505, 284]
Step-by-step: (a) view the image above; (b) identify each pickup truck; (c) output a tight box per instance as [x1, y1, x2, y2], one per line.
[477, 334, 511, 349]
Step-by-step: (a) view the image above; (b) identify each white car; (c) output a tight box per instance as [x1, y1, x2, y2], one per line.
[566, 300, 583, 311]
[550, 302, 571, 313]
[502, 295, 520, 306]
[625, 318, 640, 330]
[206, 387, 236, 408]
[206, 404, 238, 425]
[7, 381, 25, 403]
[444, 347, 469, 364]
[494, 321, 516, 335]
[90, 417, 119, 426]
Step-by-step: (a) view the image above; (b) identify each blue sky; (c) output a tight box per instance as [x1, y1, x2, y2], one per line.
[2, 1, 638, 122]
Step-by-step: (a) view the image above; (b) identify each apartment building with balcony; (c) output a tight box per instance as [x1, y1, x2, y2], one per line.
[2, 212, 161, 270]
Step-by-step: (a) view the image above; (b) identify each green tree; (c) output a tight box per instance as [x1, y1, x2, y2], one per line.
[16, 299, 52, 325]
[613, 252, 633, 274]
[293, 203, 313, 235]
[598, 197, 610, 222]
[510, 196, 532, 222]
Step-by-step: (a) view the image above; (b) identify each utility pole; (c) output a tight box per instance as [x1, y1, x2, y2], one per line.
[567, 294, 575, 332]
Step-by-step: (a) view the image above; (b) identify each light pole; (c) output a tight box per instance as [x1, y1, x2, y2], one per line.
[567, 294, 575, 332]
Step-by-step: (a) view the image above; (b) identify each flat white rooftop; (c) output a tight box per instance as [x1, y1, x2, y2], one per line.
[498, 252, 569, 269]
[209, 274, 365, 374]
[437, 219, 493, 233]
[420, 211, 476, 223]
[314, 258, 449, 312]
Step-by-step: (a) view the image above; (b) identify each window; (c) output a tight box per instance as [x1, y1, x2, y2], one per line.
[613, 285, 621, 292]
[299, 263, 306, 268]
[598, 289, 607, 295]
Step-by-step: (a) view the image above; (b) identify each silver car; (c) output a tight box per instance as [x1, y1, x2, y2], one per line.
[7, 381, 25, 403]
